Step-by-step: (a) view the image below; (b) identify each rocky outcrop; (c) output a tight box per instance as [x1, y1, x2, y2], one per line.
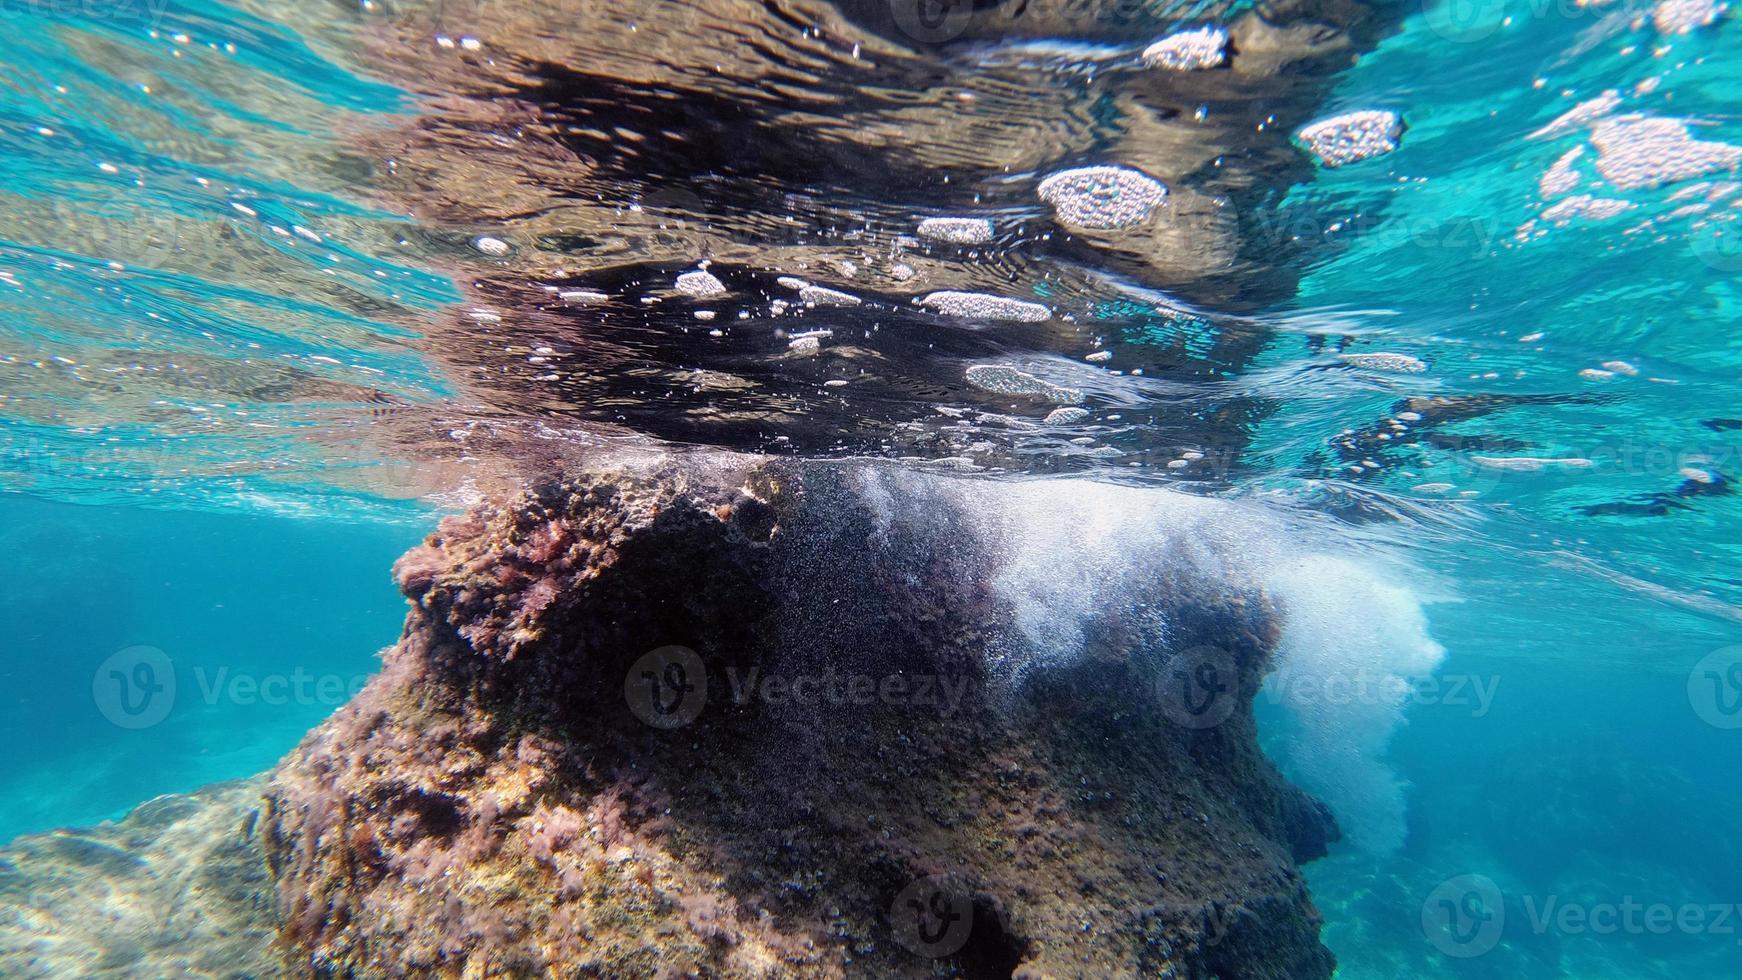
[0, 454, 1337, 978]
[260, 453, 1337, 978]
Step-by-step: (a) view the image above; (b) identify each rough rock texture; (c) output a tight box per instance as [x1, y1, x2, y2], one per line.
[0, 779, 277, 978]
[259, 453, 1339, 978]
[0, 455, 1338, 978]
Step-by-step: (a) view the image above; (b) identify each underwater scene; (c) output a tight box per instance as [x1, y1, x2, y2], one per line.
[2, 0, 1740, 976]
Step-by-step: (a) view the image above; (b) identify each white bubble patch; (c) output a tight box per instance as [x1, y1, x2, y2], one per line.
[921, 291, 1051, 321]
[1297, 110, 1403, 168]
[1141, 26, 1227, 71]
[1037, 165, 1167, 230]
[1652, 0, 1725, 34]
[844, 471, 1449, 856]
[1263, 555, 1447, 853]
[1339, 351, 1428, 373]
[1590, 115, 1742, 190]
[675, 269, 727, 297]
[917, 217, 995, 244]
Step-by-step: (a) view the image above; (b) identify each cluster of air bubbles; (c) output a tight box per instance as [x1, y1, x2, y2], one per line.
[1338, 352, 1428, 374]
[917, 217, 995, 244]
[675, 268, 727, 297]
[558, 288, 608, 305]
[1140, 27, 1227, 71]
[1036, 166, 1168, 230]
[797, 284, 861, 307]
[1541, 195, 1634, 225]
[920, 291, 1051, 322]
[1296, 110, 1403, 168]
[1589, 116, 1742, 191]
[964, 365, 1083, 404]
[1652, 0, 1725, 34]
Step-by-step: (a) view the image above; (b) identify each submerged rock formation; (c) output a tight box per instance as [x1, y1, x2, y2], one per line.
[1, 453, 1337, 977]
[0, 779, 279, 977]
[260, 453, 1334, 977]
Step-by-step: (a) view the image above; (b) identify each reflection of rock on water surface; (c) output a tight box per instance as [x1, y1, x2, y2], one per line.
[355, 0, 1400, 470]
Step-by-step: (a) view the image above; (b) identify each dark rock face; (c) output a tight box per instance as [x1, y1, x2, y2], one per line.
[261, 453, 1338, 978]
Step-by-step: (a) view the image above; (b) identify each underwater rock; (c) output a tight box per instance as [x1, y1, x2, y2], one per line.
[0, 780, 278, 977]
[252, 454, 1339, 978]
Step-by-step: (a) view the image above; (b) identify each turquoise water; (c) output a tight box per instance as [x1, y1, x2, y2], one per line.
[0, 491, 426, 842]
[2, 0, 1740, 976]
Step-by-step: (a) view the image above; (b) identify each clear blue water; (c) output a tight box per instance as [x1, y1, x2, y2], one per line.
[3, 0, 1741, 976]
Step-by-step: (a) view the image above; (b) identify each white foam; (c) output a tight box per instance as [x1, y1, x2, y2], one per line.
[964, 364, 1082, 403]
[1338, 351, 1428, 373]
[1263, 555, 1446, 853]
[846, 472, 1448, 854]
[967, 480, 1242, 670]
[1652, 0, 1725, 34]
[1591, 115, 1742, 190]
[799, 285, 861, 307]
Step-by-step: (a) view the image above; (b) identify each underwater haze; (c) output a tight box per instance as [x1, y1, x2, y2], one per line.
[1, 0, 1741, 976]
